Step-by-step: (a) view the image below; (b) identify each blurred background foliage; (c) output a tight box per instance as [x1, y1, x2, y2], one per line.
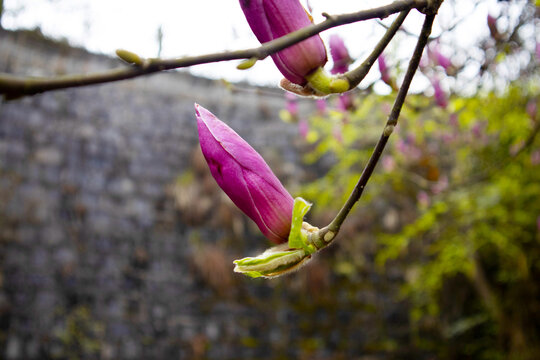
[287, 2, 540, 358]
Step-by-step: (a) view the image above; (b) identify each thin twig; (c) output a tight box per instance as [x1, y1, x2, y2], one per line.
[319, 12, 436, 241]
[345, 10, 410, 89]
[0, 0, 428, 98]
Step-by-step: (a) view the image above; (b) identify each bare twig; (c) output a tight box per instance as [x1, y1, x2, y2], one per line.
[317, 12, 436, 243]
[0, 0, 428, 98]
[345, 10, 410, 89]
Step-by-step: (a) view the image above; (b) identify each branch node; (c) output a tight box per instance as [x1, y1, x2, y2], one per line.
[321, 12, 334, 20]
[383, 124, 395, 136]
[323, 231, 335, 243]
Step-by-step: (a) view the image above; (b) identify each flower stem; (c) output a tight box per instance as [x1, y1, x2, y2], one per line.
[320, 12, 436, 239]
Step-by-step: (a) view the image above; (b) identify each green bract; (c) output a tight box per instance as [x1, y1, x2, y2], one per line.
[234, 197, 316, 278]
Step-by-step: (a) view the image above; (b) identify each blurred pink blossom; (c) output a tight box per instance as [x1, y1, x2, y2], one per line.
[487, 14, 501, 41]
[396, 135, 422, 161]
[419, 53, 430, 70]
[382, 155, 396, 172]
[417, 191, 430, 208]
[298, 119, 309, 139]
[449, 113, 459, 128]
[509, 141, 524, 156]
[378, 54, 393, 86]
[381, 103, 392, 116]
[431, 78, 448, 108]
[441, 133, 456, 144]
[531, 149, 540, 165]
[333, 125, 343, 144]
[316, 99, 327, 114]
[471, 121, 486, 139]
[432, 175, 448, 194]
[527, 100, 537, 120]
[337, 94, 354, 112]
[329, 34, 352, 75]
[429, 43, 452, 71]
[286, 92, 299, 117]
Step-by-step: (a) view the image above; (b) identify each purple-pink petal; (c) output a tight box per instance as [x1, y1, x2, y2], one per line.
[196, 104, 294, 243]
[240, 0, 327, 85]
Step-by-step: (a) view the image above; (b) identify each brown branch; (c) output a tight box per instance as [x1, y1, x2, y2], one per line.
[0, 0, 428, 98]
[317, 11, 436, 243]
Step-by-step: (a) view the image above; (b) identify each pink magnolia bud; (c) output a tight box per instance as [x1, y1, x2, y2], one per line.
[298, 119, 309, 139]
[487, 14, 501, 41]
[316, 99, 327, 114]
[378, 54, 391, 83]
[329, 34, 352, 75]
[239, 0, 327, 86]
[196, 104, 294, 243]
[429, 44, 452, 72]
[337, 93, 354, 112]
[286, 92, 299, 118]
[378, 54, 396, 90]
[431, 78, 448, 108]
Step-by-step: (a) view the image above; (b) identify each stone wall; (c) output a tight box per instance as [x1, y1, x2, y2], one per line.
[0, 29, 411, 359]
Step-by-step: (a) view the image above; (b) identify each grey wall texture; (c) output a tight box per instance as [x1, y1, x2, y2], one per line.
[0, 29, 411, 360]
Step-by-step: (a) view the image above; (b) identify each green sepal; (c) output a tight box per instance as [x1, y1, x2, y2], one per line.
[233, 244, 310, 278]
[305, 67, 350, 95]
[288, 197, 315, 254]
[233, 197, 316, 279]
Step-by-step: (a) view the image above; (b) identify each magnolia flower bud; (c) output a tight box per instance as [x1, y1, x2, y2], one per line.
[239, 0, 327, 86]
[195, 104, 294, 243]
[487, 14, 501, 41]
[286, 92, 299, 118]
[428, 44, 453, 73]
[378, 54, 397, 91]
[337, 94, 354, 112]
[329, 34, 352, 75]
[431, 78, 448, 108]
